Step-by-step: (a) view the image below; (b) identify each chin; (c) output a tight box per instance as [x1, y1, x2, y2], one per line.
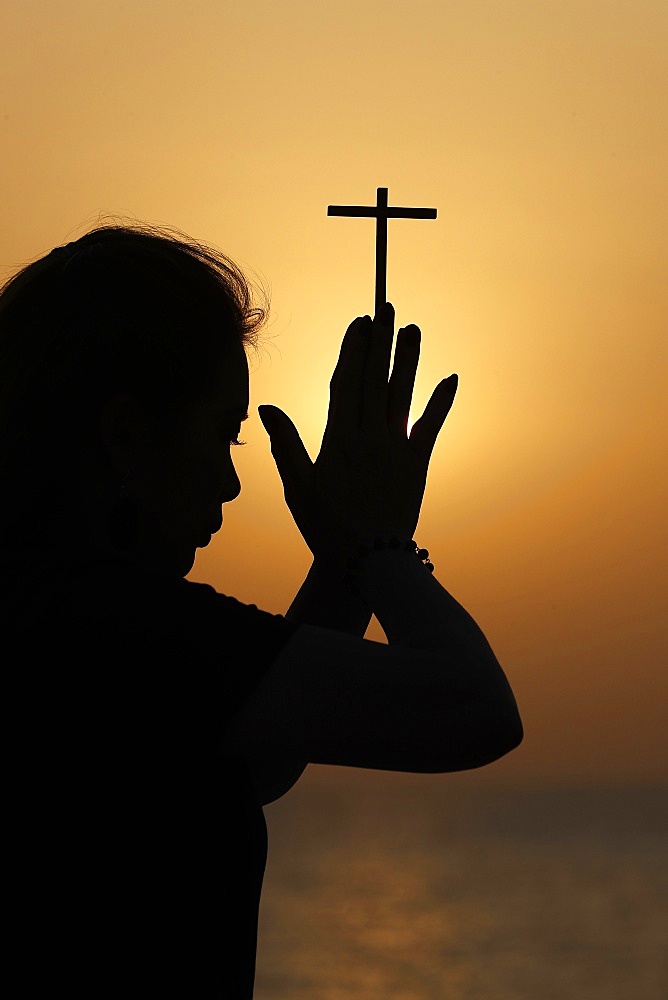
[181, 544, 199, 575]
[163, 542, 197, 578]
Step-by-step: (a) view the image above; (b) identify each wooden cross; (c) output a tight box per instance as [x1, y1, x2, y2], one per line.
[328, 186, 437, 316]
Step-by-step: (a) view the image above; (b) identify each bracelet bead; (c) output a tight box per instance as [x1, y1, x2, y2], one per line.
[343, 537, 435, 590]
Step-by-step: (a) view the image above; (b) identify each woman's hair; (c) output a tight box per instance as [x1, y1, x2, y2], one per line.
[0, 222, 268, 544]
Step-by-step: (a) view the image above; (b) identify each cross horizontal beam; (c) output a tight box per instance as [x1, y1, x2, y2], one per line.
[328, 205, 437, 219]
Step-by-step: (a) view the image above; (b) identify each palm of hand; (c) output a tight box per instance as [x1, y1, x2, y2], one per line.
[259, 305, 457, 568]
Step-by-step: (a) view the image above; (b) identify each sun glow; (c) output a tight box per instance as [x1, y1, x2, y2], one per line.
[2, 0, 666, 784]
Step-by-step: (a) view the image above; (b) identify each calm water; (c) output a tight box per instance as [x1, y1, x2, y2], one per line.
[256, 775, 667, 1000]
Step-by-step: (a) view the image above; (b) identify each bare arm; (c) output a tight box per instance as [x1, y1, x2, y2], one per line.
[224, 548, 521, 775]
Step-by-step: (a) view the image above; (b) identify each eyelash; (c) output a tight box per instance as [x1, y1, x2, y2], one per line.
[230, 437, 246, 447]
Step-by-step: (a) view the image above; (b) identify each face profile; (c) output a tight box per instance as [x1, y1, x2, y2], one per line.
[104, 337, 250, 577]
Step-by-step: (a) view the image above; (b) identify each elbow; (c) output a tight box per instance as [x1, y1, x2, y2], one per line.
[473, 702, 524, 768]
[494, 707, 524, 759]
[430, 701, 524, 774]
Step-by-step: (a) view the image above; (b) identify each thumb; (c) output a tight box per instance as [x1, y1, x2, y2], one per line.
[258, 405, 313, 494]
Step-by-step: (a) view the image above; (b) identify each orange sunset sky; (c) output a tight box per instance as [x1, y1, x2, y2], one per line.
[2, 1, 666, 786]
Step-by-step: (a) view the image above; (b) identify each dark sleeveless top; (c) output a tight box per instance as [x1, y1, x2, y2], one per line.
[2, 550, 299, 998]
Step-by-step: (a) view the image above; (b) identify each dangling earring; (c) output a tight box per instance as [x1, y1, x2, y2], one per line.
[108, 470, 137, 550]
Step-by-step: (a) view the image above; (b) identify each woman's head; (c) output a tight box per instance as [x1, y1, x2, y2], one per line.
[0, 222, 267, 570]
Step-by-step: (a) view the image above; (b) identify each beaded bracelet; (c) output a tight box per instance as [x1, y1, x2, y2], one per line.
[343, 537, 434, 591]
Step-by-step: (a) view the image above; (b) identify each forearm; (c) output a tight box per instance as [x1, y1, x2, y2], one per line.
[289, 548, 515, 706]
[357, 548, 520, 714]
[286, 559, 373, 636]
[225, 546, 522, 773]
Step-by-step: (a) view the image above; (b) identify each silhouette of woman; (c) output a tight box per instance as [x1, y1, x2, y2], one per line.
[0, 224, 522, 997]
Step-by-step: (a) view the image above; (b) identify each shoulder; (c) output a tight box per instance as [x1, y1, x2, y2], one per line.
[2, 548, 299, 722]
[9, 549, 296, 641]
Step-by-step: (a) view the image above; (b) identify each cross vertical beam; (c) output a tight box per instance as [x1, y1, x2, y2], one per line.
[375, 187, 388, 317]
[327, 187, 437, 316]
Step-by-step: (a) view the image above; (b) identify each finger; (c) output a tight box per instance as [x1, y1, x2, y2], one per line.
[258, 404, 313, 496]
[361, 301, 395, 429]
[324, 315, 370, 445]
[409, 374, 458, 462]
[387, 324, 421, 436]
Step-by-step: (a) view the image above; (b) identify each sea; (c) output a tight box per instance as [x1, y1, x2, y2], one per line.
[255, 773, 667, 1000]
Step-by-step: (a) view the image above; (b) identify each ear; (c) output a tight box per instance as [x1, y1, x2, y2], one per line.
[98, 395, 155, 473]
